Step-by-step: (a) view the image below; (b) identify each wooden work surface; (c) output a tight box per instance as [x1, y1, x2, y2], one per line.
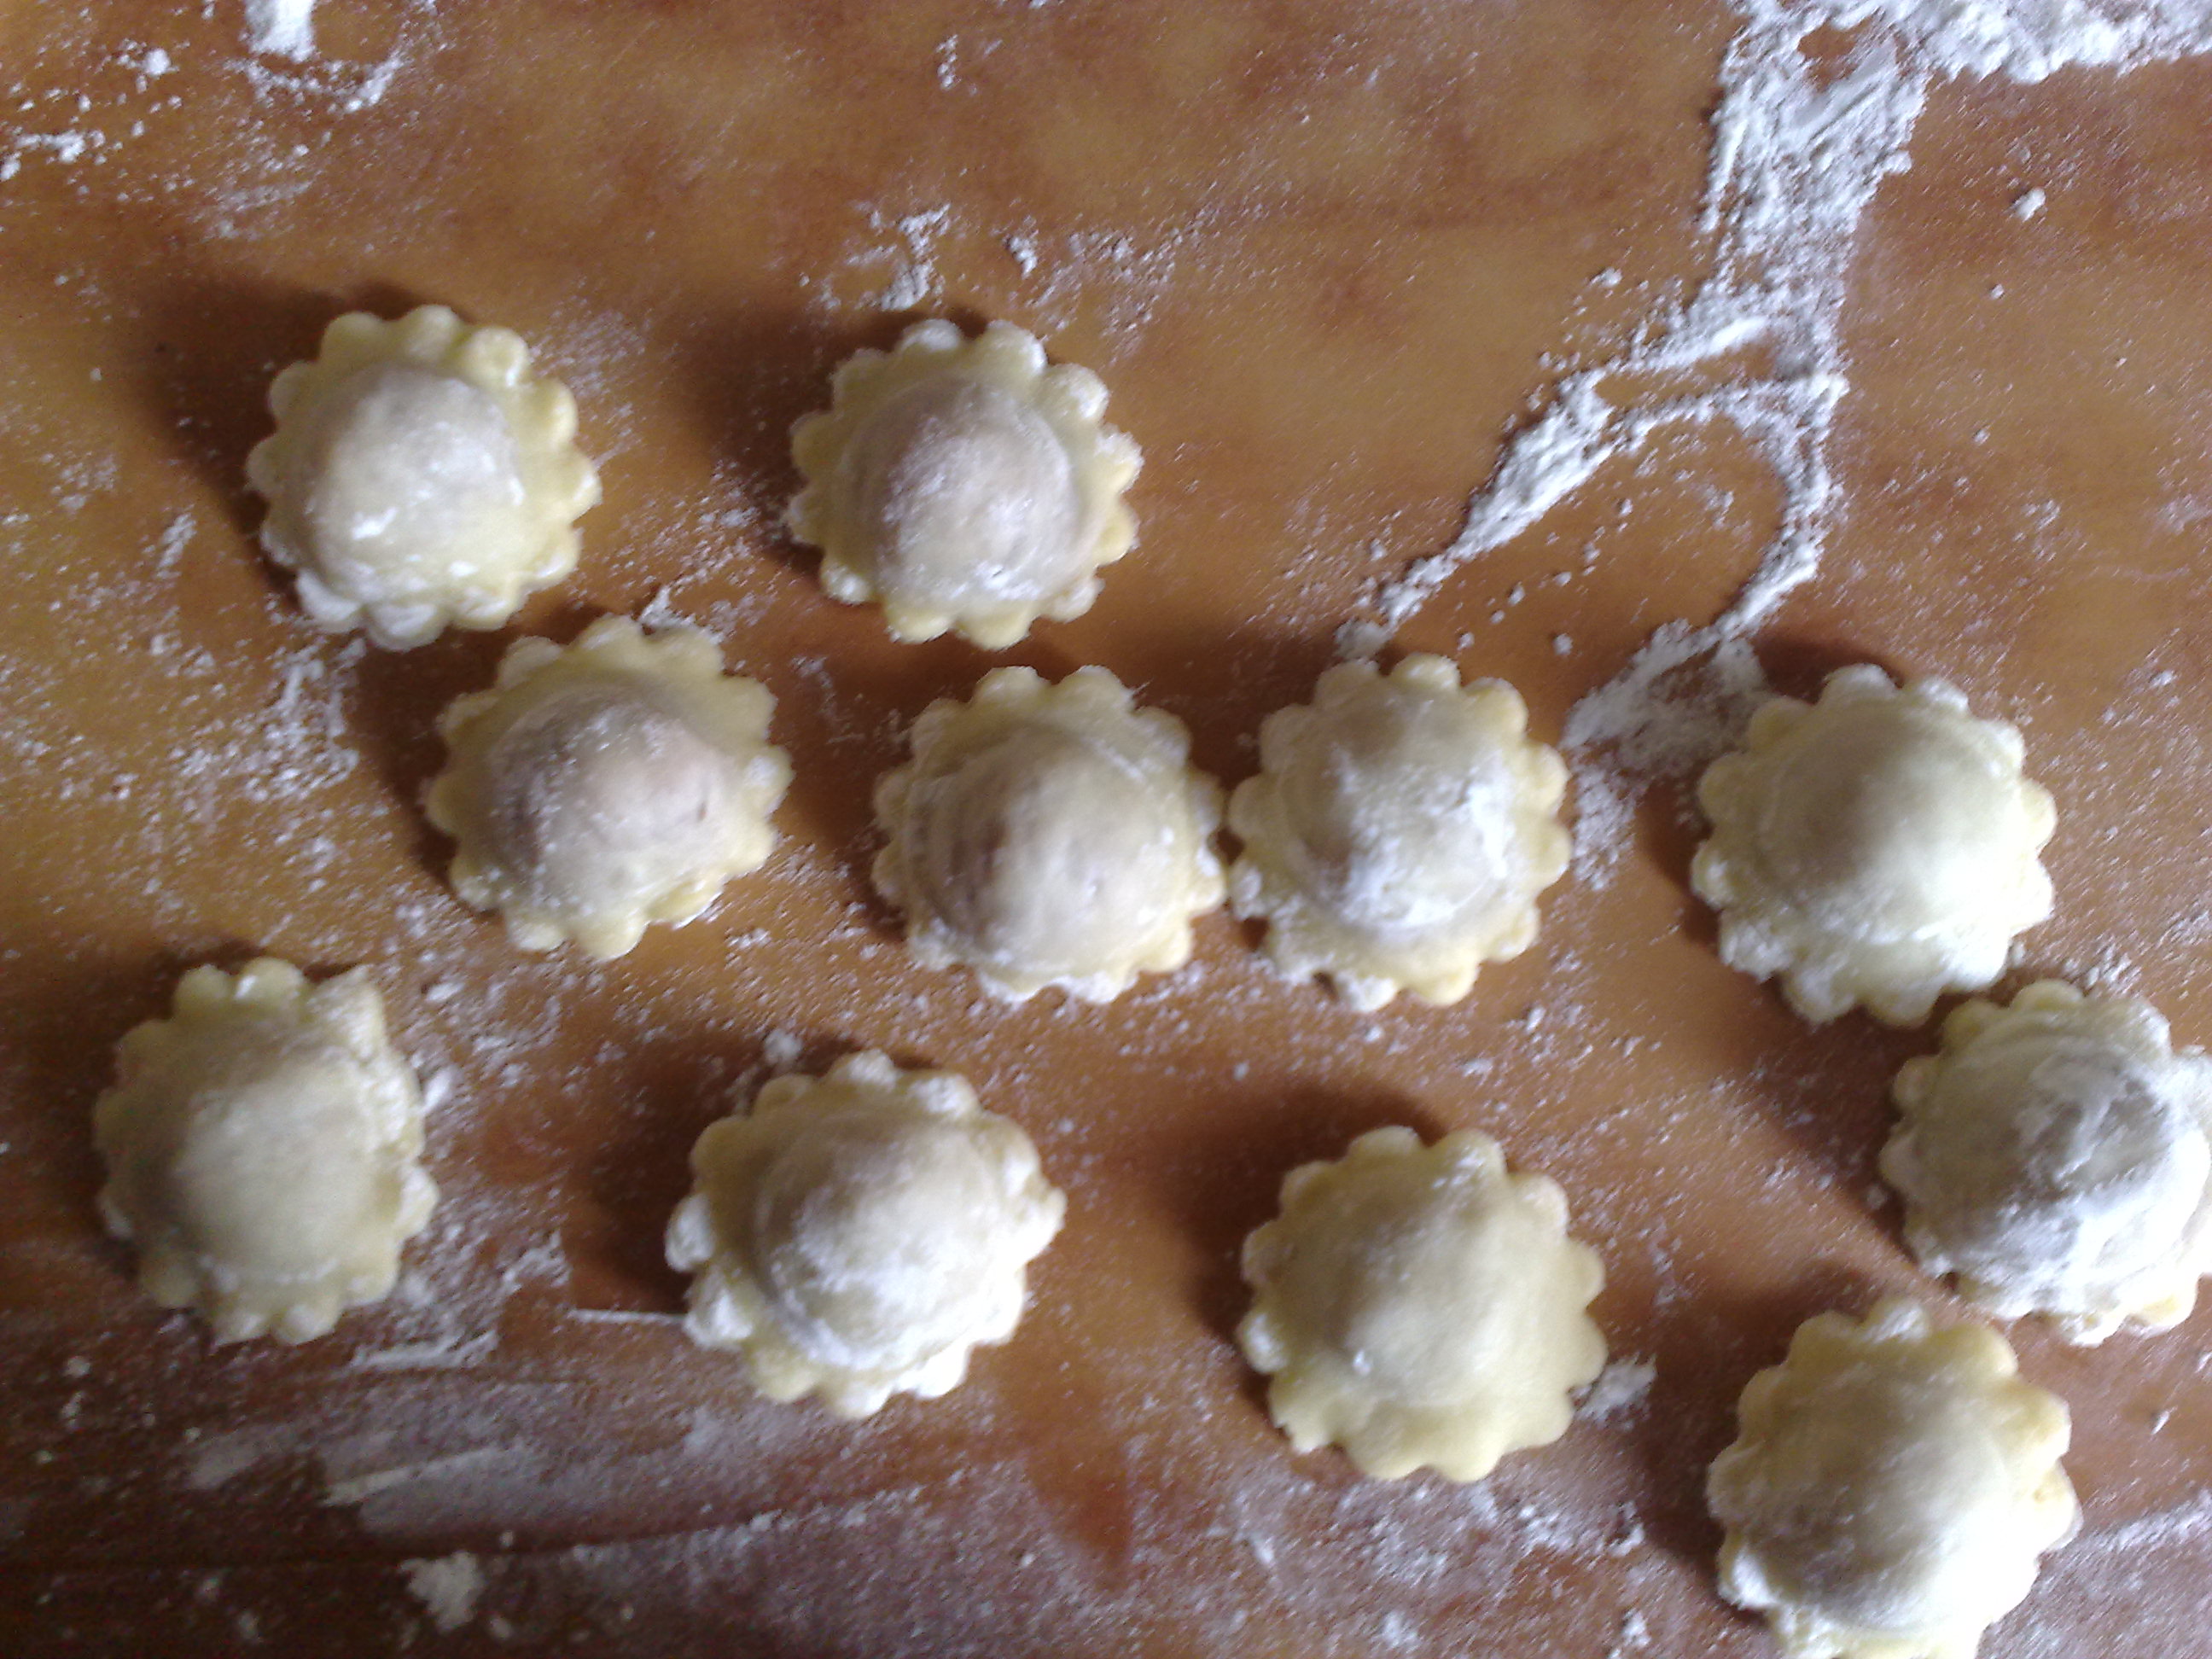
[3, 2, 2210, 1653]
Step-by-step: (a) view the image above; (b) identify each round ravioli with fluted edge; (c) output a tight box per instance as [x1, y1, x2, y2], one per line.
[425, 615, 791, 959]
[664, 1051, 1065, 1418]
[872, 664, 1225, 1002]
[1691, 665, 2055, 1026]
[92, 958, 436, 1346]
[246, 305, 600, 649]
[1707, 1299, 2077, 1659]
[786, 317, 1141, 647]
[1237, 1126, 1606, 1481]
[1883, 981, 2212, 1344]
[1228, 655, 1571, 1010]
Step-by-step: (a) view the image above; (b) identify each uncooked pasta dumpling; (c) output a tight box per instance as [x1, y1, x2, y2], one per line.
[872, 665, 1225, 1002]
[93, 958, 436, 1345]
[786, 318, 1141, 647]
[1883, 981, 2212, 1344]
[665, 1051, 1064, 1417]
[1692, 666, 2055, 1026]
[1707, 1300, 2077, 1659]
[1228, 655, 1571, 1010]
[425, 615, 791, 958]
[1237, 1126, 1606, 1481]
[247, 305, 600, 649]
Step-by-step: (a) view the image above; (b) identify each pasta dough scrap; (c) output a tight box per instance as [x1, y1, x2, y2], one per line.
[872, 665, 1225, 1002]
[1692, 666, 2055, 1026]
[787, 318, 1141, 647]
[1228, 655, 1571, 1010]
[1237, 1126, 1606, 1481]
[247, 305, 600, 649]
[1707, 1299, 2077, 1659]
[93, 958, 436, 1345]
[665, 1050, 1064, 1417]
[1883, 981, 2212, 1344]
[425, 615, 791, 958]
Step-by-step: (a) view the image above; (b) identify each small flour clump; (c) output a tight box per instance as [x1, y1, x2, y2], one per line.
[400, 1551, 485, 1633]
[246, 0, 316, 59]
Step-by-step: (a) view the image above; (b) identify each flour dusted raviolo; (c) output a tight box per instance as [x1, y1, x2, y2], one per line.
[872, 665, 1225, 1001]
[425, 616, 790, 958]
[1229, 655, 1570, 1010]
[92, 958, 435, 1345]
[665, 1051, 1064, 1417]
[1883, 981, 2212, 1344]
[1707, 1300, 2077, 1659]
[1237, 1126, 1606, 1481]
[1692, 666, 2055, 1026]
[246, 306, 600, 649]
[787, 318, 1141, 647]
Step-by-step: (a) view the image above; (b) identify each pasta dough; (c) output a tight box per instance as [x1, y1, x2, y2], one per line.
[786, 318, 1141, 647]
[1692, 666, 2055, 1026]
[92, 958, 435, 1345]
[1237, 1126, 1606, 1481]
[247, 305, 600, 649]
[1707, 1299, 2077, 1659]
[425, 615, 790, 959]
[1228, 655, 1571, 1010]
[1883, 981, 2212, 1343]
[872, 665, 1225, 1002]
[664, 1050, 1064, 1417]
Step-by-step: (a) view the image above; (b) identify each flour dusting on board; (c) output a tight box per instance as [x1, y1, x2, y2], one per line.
[1350, 0, 2212, 880]
[811, 201, 1191, 359]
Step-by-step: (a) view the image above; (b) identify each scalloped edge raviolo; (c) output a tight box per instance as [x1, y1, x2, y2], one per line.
[664, 1051, 1064, 1417]
[1707, 1300, 2077, 1659]
[1691, 666, 2055, 1026]
[1883, 981, 2212, 1343]
[786, 318, 1141, 647]
[92, 958, 436, 1345]
[424, 615, 791, 959]
[246, 305, 600, 649]
[1237, 1126, 1606, 1481]
[1228, 655, 1571, 1010]
[872, 665, 1225, 1003]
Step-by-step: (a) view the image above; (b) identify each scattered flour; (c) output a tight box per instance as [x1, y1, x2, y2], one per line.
[400, 1551, 485, 1634]
[812, 201, 1188, 358]
[1351, 0, 2212, 877]
[762, 1027, 804, 1071]
[1580, 1357, 1658, 1419]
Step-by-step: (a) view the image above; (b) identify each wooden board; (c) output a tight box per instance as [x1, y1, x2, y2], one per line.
[3, 2, 2209, 1652]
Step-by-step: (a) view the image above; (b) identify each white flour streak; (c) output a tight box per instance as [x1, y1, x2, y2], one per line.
[1832, 0, 2212, 81]
[1355, 0, 2212, 876]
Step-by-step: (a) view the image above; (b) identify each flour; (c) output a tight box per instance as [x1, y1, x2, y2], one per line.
[1355, 0, 2212, 878]
[399, 1551, 485, 1634]
[245, 0, 315, 61]
[1828, 0, 2212, 80]
[1580, 1357, 1658, 1419]
[814, 202, 1186, 360]
[871, 205, 953, 311]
